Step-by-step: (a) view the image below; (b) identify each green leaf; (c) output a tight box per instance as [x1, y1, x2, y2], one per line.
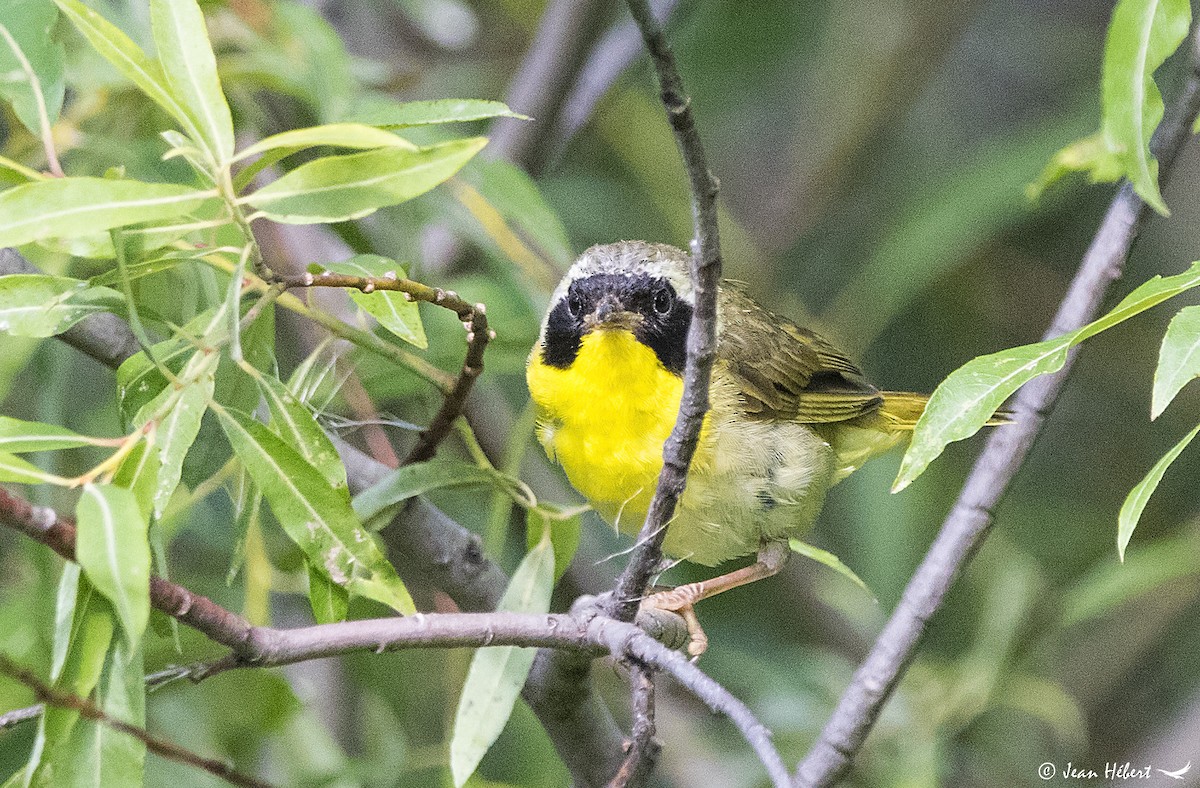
[218, 407, 415, 614]
[0, 452, 64, 484]
[1029, 0, 1190, 212]
[449, 536, 555, 787]
[1117, 423, 1200, 561]
[115, 339, 192, 428]
[88, 250, 201, 288]
[307, 560, 349, 624]
[1102, 0, 1189, 214]
[324, 254, 427, 348]
[234, 123, 418, 162]
[243, 137, 487, 223]
[0, 177, 211, 248]
[0, 274, 123, 338]
[0, 0, 66, 134]
[149, 0, 234, 163]
[75, 484, 151, 649]
[0, 416, 99, 453]
[353, 457, 496, 523]
[252, 370, 348, 490]
[144, 372, 215, 519]
[1152, 305, 1200, 418]
[788, 539, 874, 597]
[52, 0, 204, 145]
[896, 260, 1200, 491]
[349, 97, 526, 128]
[526, 507, 581, 583]
[111, 440, 161, 523]
[27, 576, 115, 785]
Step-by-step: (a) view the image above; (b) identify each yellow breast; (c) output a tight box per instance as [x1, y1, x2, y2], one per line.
[526, 329, 704, 526]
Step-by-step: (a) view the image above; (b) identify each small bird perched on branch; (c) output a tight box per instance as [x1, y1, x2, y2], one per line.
[526, 241, 938, 656]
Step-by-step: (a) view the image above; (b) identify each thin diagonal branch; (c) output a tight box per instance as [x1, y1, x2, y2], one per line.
[276, 270, 492, 464]
[794, 27, 1200, 788]
[0, 655, 272, 788]
[606, 0, 723, 622]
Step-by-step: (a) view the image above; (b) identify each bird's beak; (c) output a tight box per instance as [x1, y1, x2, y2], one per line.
[584, 294, 641, 331]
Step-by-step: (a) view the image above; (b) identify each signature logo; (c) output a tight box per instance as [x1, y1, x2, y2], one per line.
[1157, 761, 1192, 780]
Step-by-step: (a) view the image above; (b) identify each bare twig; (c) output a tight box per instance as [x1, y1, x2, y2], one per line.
[277, 271, 491, 464]
[606, 0, 723, 622]
[609, 666, 660, 787]
[794, 27, 1200, 788]
[0, 655, 272, 788]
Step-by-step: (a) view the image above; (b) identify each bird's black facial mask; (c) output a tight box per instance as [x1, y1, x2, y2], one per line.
[541, 273, 692, 374]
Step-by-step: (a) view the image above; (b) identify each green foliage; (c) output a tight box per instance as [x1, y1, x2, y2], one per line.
[897, 260, 1200, 491]
[0, 0, 65, 135]
[0, 275, 123, 337]
[75, 484, 151, 650]
[323, 254, 428, 348]
[450, 535, 555, 787]
[1028, 0, 1191, 213]
[1152, 304, 1200, 418]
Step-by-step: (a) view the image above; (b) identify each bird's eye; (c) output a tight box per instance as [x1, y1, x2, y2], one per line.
[653, 286, 673, 316]
[567, 291, 585, 318]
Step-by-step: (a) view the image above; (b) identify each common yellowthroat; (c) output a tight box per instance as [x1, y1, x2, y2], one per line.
[526, 241, 932, 654]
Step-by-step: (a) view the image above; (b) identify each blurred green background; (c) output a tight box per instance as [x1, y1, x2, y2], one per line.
[3, 0, 1200, 786]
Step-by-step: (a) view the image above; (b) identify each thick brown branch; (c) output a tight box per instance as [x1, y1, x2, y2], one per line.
[794, 27, 1200, 788]
[0, 655, 272, 788]
[277, 271, 492, 464]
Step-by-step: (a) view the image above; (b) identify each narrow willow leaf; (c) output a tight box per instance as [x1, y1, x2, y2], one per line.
[149, 0, 234, 162]
[1117, 423, 1200, 561]
[0, 177, 211, 248]
[244, 137, 487, 223]
[145, 372, 215, 519]
[76, 484, 151, 648]
[307, 560, 349, 624]
[0, 452, 64, 484]
[219, 407, 415, 614]
[526, 507, 581, 583]
[87, 638, 146, 787]
[0, 0, 66, 134]
[1152, 305, 1200, 418]
[789, 539, 874, 597]
[233, 122, 418, 162]
[349, 97, 526, 128]
[449, 536, 554, 787]
[253, 370, 347, 490]
[896, 261, 1200, 490]
[52, 0, 203, 143]
[324, 254, 427, 348]
[115, 339, 192, 428]
[0, 416, 98, 453]
[28, 578, 115, 784]
[1101, 0, 1190, 214]
[88, 250, 201, 289]
[353, 457, 496, 523]
[1029, 0, 1189, 211]
[0, 275, 123, 338]
[112, 441, 161, 528]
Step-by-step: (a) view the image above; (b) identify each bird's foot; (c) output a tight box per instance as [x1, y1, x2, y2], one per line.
[641, 584, 709, 659]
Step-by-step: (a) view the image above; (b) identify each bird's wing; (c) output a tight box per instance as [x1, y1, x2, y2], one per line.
[717, 286, 883, 424]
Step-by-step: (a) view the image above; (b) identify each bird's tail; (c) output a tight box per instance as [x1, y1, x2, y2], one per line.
[878, 390, 1013, 430]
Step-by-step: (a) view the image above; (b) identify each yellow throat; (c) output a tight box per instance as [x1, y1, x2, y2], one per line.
[526, 328, 702, 526]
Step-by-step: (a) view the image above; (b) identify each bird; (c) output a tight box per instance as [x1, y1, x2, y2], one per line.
[526, 241, 940, 655]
